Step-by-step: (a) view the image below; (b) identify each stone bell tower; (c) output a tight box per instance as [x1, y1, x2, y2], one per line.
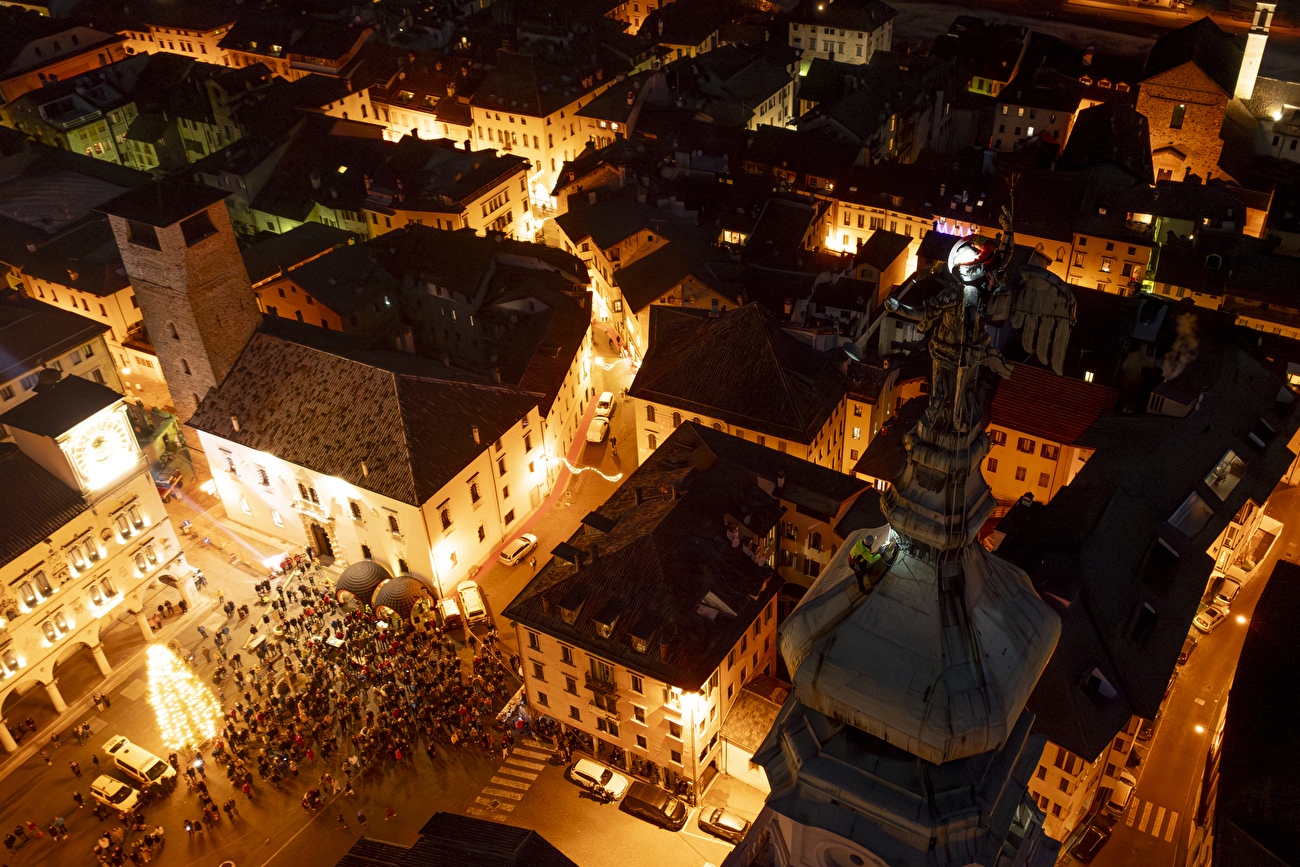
[99, 181, 262, 427]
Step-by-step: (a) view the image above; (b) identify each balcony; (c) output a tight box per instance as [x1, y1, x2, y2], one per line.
[585, 671, 619, 696]
[293, 498, 329, 520]
[588, 701, 620, 721]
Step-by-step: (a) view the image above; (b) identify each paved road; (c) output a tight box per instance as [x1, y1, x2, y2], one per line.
[1071, 485, 1296, 867]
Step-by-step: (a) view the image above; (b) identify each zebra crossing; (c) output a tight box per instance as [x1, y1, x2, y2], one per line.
[1124, 797, 1179, 843]
[466, 738, 556, 823]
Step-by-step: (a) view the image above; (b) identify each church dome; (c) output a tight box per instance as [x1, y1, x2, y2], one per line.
[779, 530, 1060, 764]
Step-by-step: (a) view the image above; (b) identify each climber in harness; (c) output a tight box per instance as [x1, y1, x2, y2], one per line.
[848, 535, 890, 593]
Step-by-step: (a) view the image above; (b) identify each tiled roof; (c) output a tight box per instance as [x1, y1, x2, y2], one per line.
[988, 363, 1117, 446]
[855, 229, 910, 272]
[409, 813, 577, 867]
[631, 304, 847, 445]
[719, 678, 789, 753]
[503, 422, 782, 691]
[240, 222, 356, 287]
[333, 836, 410, 867]
[1142, 16, 1242, 96]
[188, 332, 540, 506]
[0, 374, 122, 438]
[851, 395, 924, 481]
[0, 442, 88, 569]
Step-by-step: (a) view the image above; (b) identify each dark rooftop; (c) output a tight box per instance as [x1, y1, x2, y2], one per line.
[0, 294, 110, 383]
[630, 304, 847, 446]
[96, 180, 229, 228]
[0, 373, 122, 438]
[503, 422, 782, 691]
[0, 442, 89, 569]
[241, 223, 357, 287]
[409, 813, 577, 867]
[1142, 16, 1243, 96]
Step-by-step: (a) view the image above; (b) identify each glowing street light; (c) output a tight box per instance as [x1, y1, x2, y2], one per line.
[1236, 615, 1247, 624]
[1195, 724, 1206, 734]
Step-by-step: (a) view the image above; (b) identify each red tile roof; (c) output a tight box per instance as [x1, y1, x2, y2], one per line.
[989, 363, 1117, 445]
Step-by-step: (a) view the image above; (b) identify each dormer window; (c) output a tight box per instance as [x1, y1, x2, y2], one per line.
[1083, 666, 1117, 703]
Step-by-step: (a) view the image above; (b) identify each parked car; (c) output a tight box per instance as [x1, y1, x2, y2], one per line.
[1137, 718, 1155, 744]
[437, 596, 462, 630]
[103, 736, 176, 785]
[1071, 824, 1112, 864]
[152, 467, 182, 502]
[698, 807, 749, 843]
[1102, 770, 1137, 817]
[1213, 577, 1242, 608]
[90, 775, 141, 814]
[1178, 634, 1198, 666]
[586, 416, 610, 443]
[620, 780, 688, 830]
[1193, 605, 1227, 634]
[457, 580, 488, 625]
[568, 758, 630, 801]
[595, 391, 615, 417]
[499, 534, 538, 566]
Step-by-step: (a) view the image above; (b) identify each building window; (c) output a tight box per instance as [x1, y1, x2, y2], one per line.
[440, 507, 452, 531]
[1073, 252, 1085, 268]
[630, 673, 643, 694]
[989, 430, 1006, 446]
[1101, 257, 1113, 273]
[504, 508, 515, 524]
[1016, 437, 1035, 454]
[988, 457, 999, 472]
[257, 466, 269, 486]
[532, 662, 546, 681]
[477, 524, 486, 542]
[1037, 766, 1047, 780]
[633, 706, 646, 723]
[672, 412, 682, 427]
[670, 750, 682, 765]
[647, 433, 657, 450]
[469, 481, 481, 504]
[350, 500, 363, 520]
[852, 427, 860, 440]
[240, 497, 251, 515]
[528, 630, 541, 650]
[565, 675, 578, 694]
[537, 692, 549, 707]
[636, 735, 648, 749]
[1038, 472, 1050, 488]
[646, 404, 655, 422]
[1015, 467, 1027, 481]
[397, 558, 409, 574]
[668, 721, 682, 739]
[388, 515, 400, 534]
[1170, 104, 1186, 129]
[361, 544, 372, 560]
[569, 706, 581, 721]
[561, 645, 574, 665]
[272, 510, 283, 527]
[1040, 443, 1060, 460]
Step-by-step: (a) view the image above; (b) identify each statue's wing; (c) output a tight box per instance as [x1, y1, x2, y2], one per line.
[1008, 265, 1077, 374]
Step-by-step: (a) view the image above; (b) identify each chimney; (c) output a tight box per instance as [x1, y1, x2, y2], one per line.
[634, 488, 644, 505]
[777, 471, 786, 491]
[360, 461, 369, 477]
[231, 415, 241, 432]
[472, 426, 480, 444]
[310, 170, 321, 190]
[33, 368, 62, 391]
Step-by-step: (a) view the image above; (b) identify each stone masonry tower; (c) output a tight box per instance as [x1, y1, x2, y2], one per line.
[99, 181, 262, 426]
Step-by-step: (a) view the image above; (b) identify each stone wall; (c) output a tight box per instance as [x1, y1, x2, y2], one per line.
[1138, 64, 1228, 182]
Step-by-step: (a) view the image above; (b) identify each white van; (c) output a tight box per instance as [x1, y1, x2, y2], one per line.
[457, 580, 489, 625]
[103, 736, 176, 785]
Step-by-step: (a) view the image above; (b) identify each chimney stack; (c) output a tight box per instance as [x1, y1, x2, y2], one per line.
[231, 415, 241, 432]
[472, 426, 480, 444]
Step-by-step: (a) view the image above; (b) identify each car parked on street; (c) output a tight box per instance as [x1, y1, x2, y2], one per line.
[568, 758, 630, 801]
[1102, 770, 1137, 817]
[620, 780, 688, 830]
[1178, 634, 1198, 666]
[1193, 605, 1227, 634]
[90, 775, 141, 814]
[103, 736, 176, 785]
[1071, 824, 1112, 864]
[499, 534, 538, 566]
[1213, 577, 1242, 608]
[586, 416, 609, 443]
[457, 580, 488, 625]
[698, 807, 749, 843]
[437, 596, 462, 630]
[595, 391, 615, 417]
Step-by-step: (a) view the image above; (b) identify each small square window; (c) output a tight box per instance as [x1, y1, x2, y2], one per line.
[636, 734, 647, 749]
[569, 706, 581, 721]
[528, 631, 540, 650]
[668, 721, 682, 738]
[537, 692, 549, 707]
[532, 662, 545, 680]
[1015, 467, 1027, 481]
[670, 750, 682, 765]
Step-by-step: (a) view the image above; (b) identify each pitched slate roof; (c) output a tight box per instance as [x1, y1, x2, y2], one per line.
[988, 363, 1118, 446]
[0, 374, 122, 438]
[1141, 16, 1242, 96]
[0, 442, 89, 568]
[503, 422, 781, 691]
[188, 332, 540, 506]
[0, 294, 109, 382]
[240, 222, 356, 287]
[409, 813, 577, 867]
[855, 229, 910, 272]
[719, 676, 789, 753]
[631, 304, 847, 445]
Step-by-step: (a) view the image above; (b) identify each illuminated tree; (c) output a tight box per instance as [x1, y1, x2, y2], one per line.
[146, 645, 221, 750]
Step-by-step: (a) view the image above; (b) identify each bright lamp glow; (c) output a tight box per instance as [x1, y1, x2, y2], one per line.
[1236, 615, 1247, 623]
[147, 645, 222, 750]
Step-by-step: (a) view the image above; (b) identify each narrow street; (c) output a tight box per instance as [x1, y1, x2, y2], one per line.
[1079, 485, 1297, 867]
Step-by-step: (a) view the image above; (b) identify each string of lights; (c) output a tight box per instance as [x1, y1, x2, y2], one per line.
[146, 645, 222, 751]
[551, 455, 623, 482]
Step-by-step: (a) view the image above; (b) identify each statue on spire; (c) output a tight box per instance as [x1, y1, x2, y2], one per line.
[887, 206, 1077, 433]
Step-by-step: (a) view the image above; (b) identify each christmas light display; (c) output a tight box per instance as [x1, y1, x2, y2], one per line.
[548, 454, 623, 482]
[146, 645, 221, 750]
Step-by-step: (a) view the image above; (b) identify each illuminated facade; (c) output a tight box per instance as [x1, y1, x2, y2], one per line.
[0, 375, 188, 752]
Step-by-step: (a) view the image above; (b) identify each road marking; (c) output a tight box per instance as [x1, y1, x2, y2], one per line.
[481, 787, 524, 800]
[522, 738, 551, 749]
[1126, 799, 1138, 827]
[1194, 698, 1205, 705]
[474, 796, 515, 812]
[1139, 801, 1153, 832]
[1165, 812, 1179, 842]
[505, 757, 546, 771]
[465, 807, 508, 822]
[1151, 806, 1165, 837]
[512, 748, 550, 760]
[496, 767, 538, 780]
[490, 776, 531, 790]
